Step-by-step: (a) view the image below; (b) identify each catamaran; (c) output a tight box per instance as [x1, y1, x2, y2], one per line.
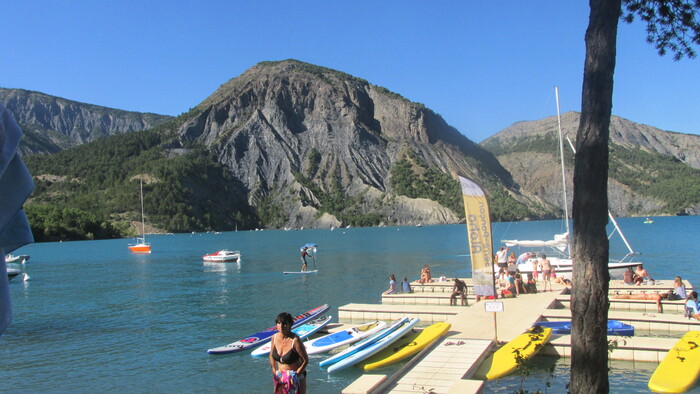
[498, 87, 639, 280]
[128, 179, 151, 254]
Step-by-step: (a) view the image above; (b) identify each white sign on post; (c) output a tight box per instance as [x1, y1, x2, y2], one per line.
[484, 301, 504, 313]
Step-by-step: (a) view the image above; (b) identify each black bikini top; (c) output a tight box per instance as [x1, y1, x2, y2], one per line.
[271, 337, 300, 364]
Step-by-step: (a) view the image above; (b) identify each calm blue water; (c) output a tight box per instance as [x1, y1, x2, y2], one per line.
[3, 216, 699, 393]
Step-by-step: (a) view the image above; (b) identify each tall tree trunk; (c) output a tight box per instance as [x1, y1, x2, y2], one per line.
[570, 0, 621, 392]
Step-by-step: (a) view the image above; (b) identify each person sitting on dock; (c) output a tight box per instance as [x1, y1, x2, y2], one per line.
[401, 276, 412, 293]
[500, 272, 517, 298]
[660, 276, 687, 301]
[633, 264, 651, 285]
[383, 274, 398, 295]
[623, 267, 635, 285]
[525, 275, 538, 293]
[514, 272, 526, 295]
[450, 278, 467, 305]
[685, 291, 700, 320]
[419, 265, 432, 284]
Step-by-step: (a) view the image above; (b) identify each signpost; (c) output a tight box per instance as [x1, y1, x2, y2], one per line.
[484, 301, 503, 341]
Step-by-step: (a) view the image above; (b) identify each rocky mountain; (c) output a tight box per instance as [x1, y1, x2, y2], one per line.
[481, 112, 700, 216]
[18, 60, 699, 237]
[0, 88, 172, 155]
[167, 60, 539, 228]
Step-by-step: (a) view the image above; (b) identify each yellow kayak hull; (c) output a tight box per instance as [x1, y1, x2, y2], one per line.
[649, 331, 700, 393]
[482, 326, 552, 380]
[356, 322, 451, 371]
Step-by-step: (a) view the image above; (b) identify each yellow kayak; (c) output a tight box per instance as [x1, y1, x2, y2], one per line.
[355, 322, 451, 371]
[649, 331, 700, 393]
[480, 326, 552, 380]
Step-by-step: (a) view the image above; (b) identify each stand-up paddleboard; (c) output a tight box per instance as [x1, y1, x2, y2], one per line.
[305, 321, 388, 355]
[478, 326, 552, 380]
[251, 315, 332, 357]
[320, 317, 407, 369]
[326, 317, 420, 373]
[207, 304, 330, 354]
[648, 331, 700, 393]
[356, 321, 451, 371]
[283, 270, 318, 275]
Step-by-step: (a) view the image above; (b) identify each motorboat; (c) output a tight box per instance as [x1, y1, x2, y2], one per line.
[7, 267, 21, 282]
[4, 253, 30, 264]
[202, 250, 241, 262]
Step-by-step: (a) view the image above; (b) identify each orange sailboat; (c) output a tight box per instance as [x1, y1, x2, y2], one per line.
[128, 179, 151, 254]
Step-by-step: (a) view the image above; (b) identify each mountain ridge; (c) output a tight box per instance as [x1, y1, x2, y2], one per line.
[11, 60, 700, 240]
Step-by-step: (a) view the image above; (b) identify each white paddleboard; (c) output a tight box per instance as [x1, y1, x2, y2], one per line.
[319, 317, 407, 369]
[326, 317, 420, 373]
[284, 270, 318, 275]
[305, 320, 388, 355]
[251, 315, 332, 357]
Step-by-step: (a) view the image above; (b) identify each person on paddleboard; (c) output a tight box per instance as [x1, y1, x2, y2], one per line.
[300, 247, 312, 272]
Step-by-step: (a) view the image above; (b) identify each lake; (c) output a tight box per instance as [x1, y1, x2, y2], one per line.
[3, 216, 699, 392]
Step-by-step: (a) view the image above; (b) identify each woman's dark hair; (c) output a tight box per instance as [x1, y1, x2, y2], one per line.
[275, 312, 294, 326]
[389, 274, 396, 281]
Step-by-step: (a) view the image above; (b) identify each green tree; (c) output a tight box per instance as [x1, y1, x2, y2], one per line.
[571, 1, 700, 392]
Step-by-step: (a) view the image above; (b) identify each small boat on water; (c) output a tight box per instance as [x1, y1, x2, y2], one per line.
[644, 218, 654, 224]
[128, 179, 151, 254]
[5, 254, 30, 264]
[7, 267, 22, 282]
[203, 250, 241, 263]
[533, 320, 634, 336]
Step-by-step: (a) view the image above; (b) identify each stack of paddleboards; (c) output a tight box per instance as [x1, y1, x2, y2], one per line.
[250, 315, 332, 357]
[319, 317, 420, 373]
[355, 321, 451, 371]
[207, 304, 330, 354]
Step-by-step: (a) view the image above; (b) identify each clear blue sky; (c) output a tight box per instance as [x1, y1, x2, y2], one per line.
[3, 1, 698, 142]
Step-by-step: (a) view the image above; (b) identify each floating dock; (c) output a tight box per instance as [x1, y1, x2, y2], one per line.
[340, 278, 698, 394]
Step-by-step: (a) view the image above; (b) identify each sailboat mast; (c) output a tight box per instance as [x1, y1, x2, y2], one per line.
[139, 179, 146, 238]
[555, 87, 571, 239]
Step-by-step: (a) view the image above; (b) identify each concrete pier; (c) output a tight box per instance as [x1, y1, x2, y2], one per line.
[339, 278, 697, 393]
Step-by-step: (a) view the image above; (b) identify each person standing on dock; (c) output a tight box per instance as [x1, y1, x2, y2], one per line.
[496, 247, 508, 280]
[540, 254, 551, 292]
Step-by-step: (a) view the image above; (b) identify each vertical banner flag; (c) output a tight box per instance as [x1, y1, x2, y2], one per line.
[459, 176, 495, 297]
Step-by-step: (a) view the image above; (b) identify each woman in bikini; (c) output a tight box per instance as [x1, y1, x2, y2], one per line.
[269, 312, 309, 394]
[612, 291, 664, 313]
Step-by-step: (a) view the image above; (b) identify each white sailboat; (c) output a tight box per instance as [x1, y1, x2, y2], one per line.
[128, 179, 151, 254]
[500, 87, 639, 280]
